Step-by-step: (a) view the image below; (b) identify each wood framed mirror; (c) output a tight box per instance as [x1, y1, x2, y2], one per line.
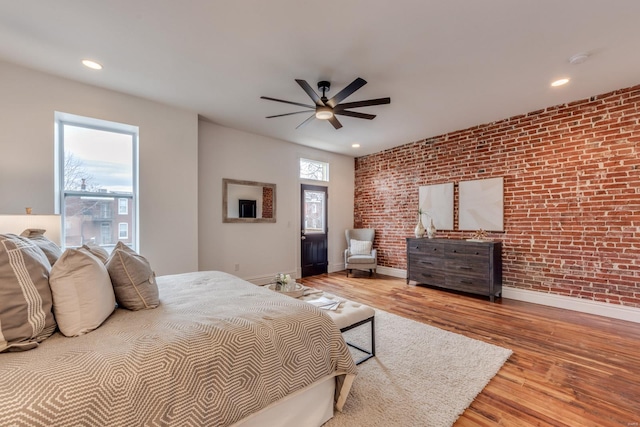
[223, 178, 276, 223]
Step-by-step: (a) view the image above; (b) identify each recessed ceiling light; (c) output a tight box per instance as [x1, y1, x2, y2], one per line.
[551, 78, 569, 87]
[82, 59, 103, 70]
[352, 143, 361, 148]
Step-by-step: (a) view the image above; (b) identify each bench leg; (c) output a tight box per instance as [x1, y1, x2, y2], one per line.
[340, 316, 375, 365]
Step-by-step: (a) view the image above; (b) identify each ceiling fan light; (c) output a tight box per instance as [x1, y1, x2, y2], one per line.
[315, 109, 333, 120]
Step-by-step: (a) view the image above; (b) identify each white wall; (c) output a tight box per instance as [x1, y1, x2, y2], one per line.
[198, 121, 354, 282]
[0, 60, 199, 275]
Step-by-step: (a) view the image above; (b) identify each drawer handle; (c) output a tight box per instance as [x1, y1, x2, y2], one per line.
[459, 266, 473, 270]
[452, 250, 457, 253]
[421, 274, 433, 278]
[433, 248, 438, 251]
[460, 280, 473, 284]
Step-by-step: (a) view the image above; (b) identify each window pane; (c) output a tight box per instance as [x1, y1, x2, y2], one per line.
[303, 190, 326, 233]
[300, 158, 329, 181]
[63, 125, 133, 193]
[63, 195, 134, 251]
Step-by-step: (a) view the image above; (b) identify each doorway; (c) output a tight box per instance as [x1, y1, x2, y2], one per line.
[300, 184, 328, 277]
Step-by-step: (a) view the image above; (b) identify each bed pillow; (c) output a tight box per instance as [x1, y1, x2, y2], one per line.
[81, 242, 109, 263]
[350, 239, 373, 255]
[106, 242, 159, 311]
[20, 228, 62, 266]
[49, 248, 116, 337]
[0, 234, 56, 352]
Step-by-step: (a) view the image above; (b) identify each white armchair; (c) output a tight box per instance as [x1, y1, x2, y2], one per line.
[344, 228, 377, 277]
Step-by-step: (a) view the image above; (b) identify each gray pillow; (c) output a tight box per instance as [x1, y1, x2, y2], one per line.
[20, 228, 62, 266]
[106, 241, 159, 311]
[81, 242, 109, 263]
[0, 234, 56, 352]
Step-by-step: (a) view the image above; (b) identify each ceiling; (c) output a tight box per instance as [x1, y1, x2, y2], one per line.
[1, 1, 640, 157]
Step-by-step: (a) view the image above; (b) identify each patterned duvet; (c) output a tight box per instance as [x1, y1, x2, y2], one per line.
[0, 271, 356, 426]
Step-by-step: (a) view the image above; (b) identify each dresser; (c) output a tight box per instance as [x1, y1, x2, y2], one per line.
[406, 238, 502, 302]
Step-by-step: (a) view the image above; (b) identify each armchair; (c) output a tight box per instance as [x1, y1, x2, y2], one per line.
[344, 228, 377, 277]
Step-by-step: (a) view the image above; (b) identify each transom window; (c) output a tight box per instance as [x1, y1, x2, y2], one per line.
[300, 158, 329, 182]
[55, 112, 138, 252]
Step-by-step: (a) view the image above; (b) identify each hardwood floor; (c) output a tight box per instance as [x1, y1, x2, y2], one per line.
[300, 271, 640, 427]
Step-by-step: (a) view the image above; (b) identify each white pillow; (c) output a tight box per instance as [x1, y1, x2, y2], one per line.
[49, 248, 116, 337]
[350, 239, 372, 255]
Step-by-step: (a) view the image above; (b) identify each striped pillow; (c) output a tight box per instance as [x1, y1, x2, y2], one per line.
[350, 239, 372, 255]
[0, 234, 56, 352]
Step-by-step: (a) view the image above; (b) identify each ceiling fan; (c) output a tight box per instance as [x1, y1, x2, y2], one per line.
[260, 77, 390, 130]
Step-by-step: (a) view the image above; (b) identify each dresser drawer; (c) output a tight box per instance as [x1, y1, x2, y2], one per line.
[410, 254, 442, 270]
[445, 259, 489, 280]
[445, 275, 492, 295]
[409, 268, 445, 287]
[445, 243, 491, 259]
[408, 241, 444, 256]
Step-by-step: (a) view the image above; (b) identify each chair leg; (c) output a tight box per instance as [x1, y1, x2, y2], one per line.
[369, 269, 373, 277]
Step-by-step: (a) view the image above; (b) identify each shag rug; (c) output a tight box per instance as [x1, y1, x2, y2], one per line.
[326, 309, 512, 427]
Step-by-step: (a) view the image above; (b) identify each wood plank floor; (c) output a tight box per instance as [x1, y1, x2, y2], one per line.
[299, 271, 640, 427]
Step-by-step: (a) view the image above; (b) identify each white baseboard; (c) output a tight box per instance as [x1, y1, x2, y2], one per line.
[376, 266, 406, 279]
[502, 286, 640, 324]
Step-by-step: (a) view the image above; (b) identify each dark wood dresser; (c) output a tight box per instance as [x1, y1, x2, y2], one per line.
[406, 238, 502, 301]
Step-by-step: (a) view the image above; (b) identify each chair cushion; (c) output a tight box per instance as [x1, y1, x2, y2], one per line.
[346, 254, 376, 264]
[350, 239, 372, 255]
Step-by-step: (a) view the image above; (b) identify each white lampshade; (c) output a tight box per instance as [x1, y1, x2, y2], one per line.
[0, 214, 62, 246]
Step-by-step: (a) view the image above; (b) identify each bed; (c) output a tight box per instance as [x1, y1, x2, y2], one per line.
[0, 270, 357, 426]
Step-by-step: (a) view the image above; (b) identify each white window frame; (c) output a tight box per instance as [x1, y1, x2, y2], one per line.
[118, 222, 129, 239]
[55, 112, 139, 250]
[118, 198, 128, 215]
[300, 158, 329, 182]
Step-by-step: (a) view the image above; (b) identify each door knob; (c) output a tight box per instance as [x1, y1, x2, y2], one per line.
[301, 236, 306, 240]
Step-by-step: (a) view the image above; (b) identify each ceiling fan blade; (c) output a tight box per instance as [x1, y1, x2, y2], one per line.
[334, 110, 376, 120]
[266, 110, 315, 118]
[260, 96, 315, 109]
[295, 79, 323, 106]
[328, 115, 343, 129]
[326, 77, 367, 108]
[334, 97, 391, 111]
[296, 114, 316, 129]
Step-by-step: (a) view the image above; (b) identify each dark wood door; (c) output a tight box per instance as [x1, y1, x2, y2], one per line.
[301, 184, 328, 277]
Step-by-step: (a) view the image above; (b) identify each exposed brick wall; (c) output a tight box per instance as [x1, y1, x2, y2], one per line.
[262, 186, 274, 219]
[355, 84, 640, 308]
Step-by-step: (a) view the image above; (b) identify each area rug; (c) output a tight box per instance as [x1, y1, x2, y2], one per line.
[326, 309, 512, 427]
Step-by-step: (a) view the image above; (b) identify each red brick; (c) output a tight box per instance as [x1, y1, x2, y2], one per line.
[354, 83, 640, 309]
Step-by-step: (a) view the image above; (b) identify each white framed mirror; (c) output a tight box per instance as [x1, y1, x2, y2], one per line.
[222, 178, 276, 223]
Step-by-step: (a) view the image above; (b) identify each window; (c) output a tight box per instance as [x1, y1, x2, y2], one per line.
[118, 223, 129, 239]
[118, 198, 128, 215]
[101, 222, 111, 245]
[300, 158, 329, 181]
[56, 112, 138, 251]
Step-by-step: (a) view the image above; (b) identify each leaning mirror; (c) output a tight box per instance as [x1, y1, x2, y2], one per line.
[223, 178, 276, 223]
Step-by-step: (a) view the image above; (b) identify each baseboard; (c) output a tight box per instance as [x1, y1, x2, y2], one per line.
[245, 271, 297, 286]
[376, 266, 406, 279]
[502, 286, 640, 324]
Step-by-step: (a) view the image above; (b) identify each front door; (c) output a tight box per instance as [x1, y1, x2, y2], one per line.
[301, 184, 328, 277]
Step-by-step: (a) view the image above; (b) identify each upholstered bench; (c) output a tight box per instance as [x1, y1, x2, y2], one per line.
[300, 291, 376, 365]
